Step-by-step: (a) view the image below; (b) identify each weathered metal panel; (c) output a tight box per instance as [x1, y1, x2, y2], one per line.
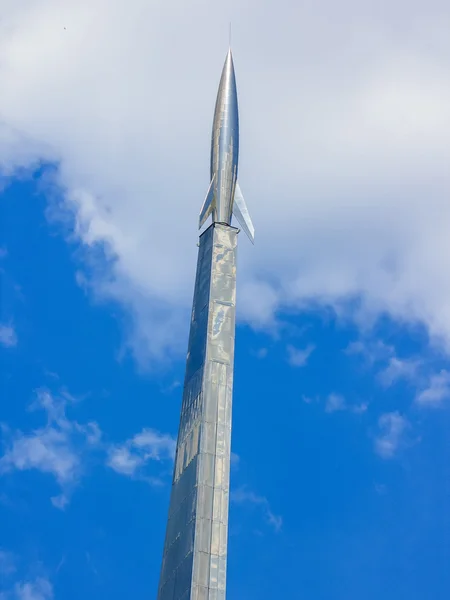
[157, 223, 238, 600]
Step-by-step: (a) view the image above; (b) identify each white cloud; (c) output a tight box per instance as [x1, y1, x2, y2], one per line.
[265, 510, 283, 533]
[0, 389, 101, 506]
[0, 427, 80, 485]
[14, 578, 53, 600]
[0, 552, 52, 600]
[0, 386, 176, 502]
[75, 421, 102, 445]
[374, 412, 408, 459]
[50, 494, 69, 510]
[107, 446, 143, 477]
[416, 370, 450, 406]
[107, 428, 175, 478]
[162, 380, 181, 395]
[348, 340, 450, 407]
[345, 339, 394, 365]
[0, 549, 16, 576]
[132, 429, 175, 458]
[375, 483, 387, 495]
[378, 357, 421, 387]
[230, 452, 240, 468]
[287, 344, 315, 367]
[325, 393, 347, 413]
[231, 486, 282, 533]
[324, 393, 367, 414]
[345, 341, 367, 356]
[0, 387, 176, 499]
[301, 395, 315, 404]
[353, 403, 369, 414]
[0, 324, 17, 348]
[1, 2, 450, 363]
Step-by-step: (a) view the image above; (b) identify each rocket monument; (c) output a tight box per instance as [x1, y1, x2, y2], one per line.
[157, 48, 254, 600]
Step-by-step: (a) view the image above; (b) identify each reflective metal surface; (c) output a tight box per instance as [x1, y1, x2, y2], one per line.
[157, 223, 238, 600]
[199, 50, 254, 243]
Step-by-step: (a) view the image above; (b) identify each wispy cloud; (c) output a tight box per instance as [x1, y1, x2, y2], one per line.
[14, 577, 53, 600]
[378, 356, 421, 387]
[346, 338, 450, 405]
[416, 370, 450, 407]
[345, 339, 393, 365]
[0, 548, 53, 600]
[0, 324, 17, 348]
[0, 389, 101, 508]
[107, 446, 142, 477]
[161, 380, 181, 395]
[107, 428, 175, 479]
[374, 412, 408, 459]
[352, 403, 369, 414]
[231, 487, 282, 533]
[301, 394, 317, 404]
[345, 339, 422, 388]
[325, 393, 347, 413]
[374, 483, 387, 495]
[287, 344, 315, 367]
[1, 426, 80, 485]
[0, 385, 176, 506]
[230, 452, 240, 469]
[0, 549, 16, 577]
[304, 392, 367, 414]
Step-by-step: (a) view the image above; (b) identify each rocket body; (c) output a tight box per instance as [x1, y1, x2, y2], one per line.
[210, 49, 239, 224]
[199, 50, 254, 243]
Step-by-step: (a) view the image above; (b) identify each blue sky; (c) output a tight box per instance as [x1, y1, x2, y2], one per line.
[1, 171, 450, 599]
[1, 2, 450, 599]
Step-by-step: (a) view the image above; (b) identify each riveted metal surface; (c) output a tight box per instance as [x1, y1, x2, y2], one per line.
[157, 224, 238, 599]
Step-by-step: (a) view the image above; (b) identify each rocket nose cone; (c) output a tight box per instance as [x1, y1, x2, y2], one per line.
[221, 48, 235, 87]
[224, 48, 234, 71]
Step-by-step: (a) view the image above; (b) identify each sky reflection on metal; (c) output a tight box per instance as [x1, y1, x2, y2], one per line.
[199, 49, 254, 244]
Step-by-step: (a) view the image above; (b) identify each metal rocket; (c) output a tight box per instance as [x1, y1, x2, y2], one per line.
[158, 46, 249, 600]
[199, 49, 255, 243]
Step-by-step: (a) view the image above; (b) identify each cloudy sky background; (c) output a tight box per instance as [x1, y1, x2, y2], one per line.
[1, 1, 450, 598]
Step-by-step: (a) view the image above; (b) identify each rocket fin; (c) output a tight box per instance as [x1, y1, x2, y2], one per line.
[199, 175, 215, 229]
[233, 182, 255, 243]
